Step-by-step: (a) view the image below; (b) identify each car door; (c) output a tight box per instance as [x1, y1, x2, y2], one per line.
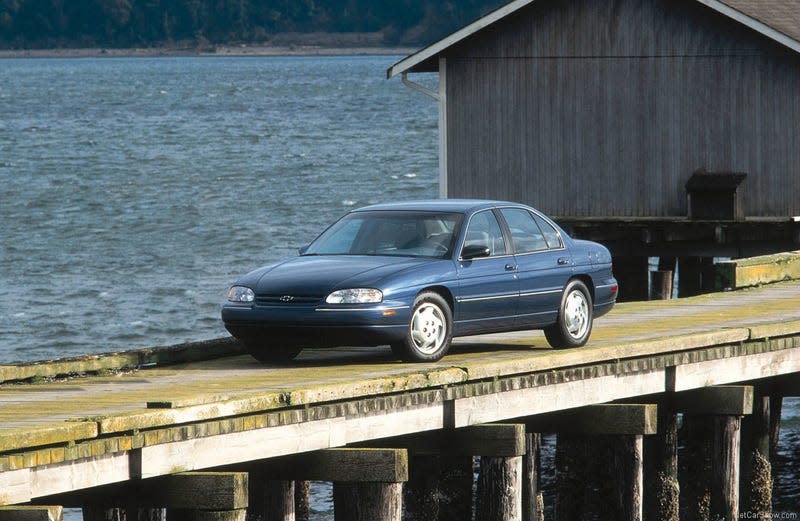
[499, 208, 572, 326]
[454, 209, 519, 335]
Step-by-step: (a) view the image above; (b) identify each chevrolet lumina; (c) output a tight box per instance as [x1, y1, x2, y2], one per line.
[222, 200, 617, 363]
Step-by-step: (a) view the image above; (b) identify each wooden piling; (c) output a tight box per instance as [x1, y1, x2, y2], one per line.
[740, 393, 772, 518]
[247, 467, 294, 521]
[294, 481, 310, 521]
[476, 456, 523, 521]
[436, 452, 473, 521]
[263, 481, 295, 521]
[644, 403, 679, 521]
[711, 415, 741, 520]
[612, 435, 644, 521]
[537, 404, 656, 521]
[522, 433, 543, 521]
[681, 415, 713, 521]
[677, 386, 753, 521]
[554, 434, 588, 521]
[332, 482, 402, 521]
[457, 424, 526, 521]
[404, 453, 440, 521]
[262, 449, 407, 521]
[161, 472, 248, 521]
[650, 270, 674, 300]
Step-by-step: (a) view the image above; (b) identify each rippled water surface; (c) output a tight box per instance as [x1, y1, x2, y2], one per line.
[0, 55, 438, 362]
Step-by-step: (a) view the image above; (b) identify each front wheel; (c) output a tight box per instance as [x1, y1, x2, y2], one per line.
[544, 279, 593, 348]
[392, 291, 453, 362]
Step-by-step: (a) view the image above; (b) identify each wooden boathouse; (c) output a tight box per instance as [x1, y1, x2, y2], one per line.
[388, 0, 800, 300]
[0, 278, 799, 521]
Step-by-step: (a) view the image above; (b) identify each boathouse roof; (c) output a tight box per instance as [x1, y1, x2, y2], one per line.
[387, 0, 800, 78]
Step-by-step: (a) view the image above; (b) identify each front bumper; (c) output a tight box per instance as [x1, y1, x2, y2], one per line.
[221, 302, 411, 347]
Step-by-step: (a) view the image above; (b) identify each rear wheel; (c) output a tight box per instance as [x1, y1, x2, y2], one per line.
[544, 279, 593, 348]
[392, 291, 452, 362]
[243, 340, 302, 364]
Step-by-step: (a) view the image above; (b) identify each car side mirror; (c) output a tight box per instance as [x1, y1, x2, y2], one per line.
[298, 243, 310, 255]
[461, 244, 491, 260]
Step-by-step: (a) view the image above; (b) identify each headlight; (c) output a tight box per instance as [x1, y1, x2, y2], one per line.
[227, 286, 255, 303]
[325, 288, 383, 304]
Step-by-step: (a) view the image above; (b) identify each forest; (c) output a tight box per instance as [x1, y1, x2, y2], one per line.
[0, 0, 506, 49]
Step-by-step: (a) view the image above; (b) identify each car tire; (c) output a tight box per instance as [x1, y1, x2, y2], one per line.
[393, 291, 453, 362]
[244, 341, 302, 364]
[544, 279, 593, 348]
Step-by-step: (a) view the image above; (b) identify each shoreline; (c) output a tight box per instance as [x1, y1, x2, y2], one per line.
[0, 44, 418, 59]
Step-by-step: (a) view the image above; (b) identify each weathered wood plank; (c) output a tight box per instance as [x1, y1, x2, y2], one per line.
[452, 371, 665, 428]
[135, 418, 347, 479]
[675, 386, 754, 415]
[527, 404, 657, 435]
[267, 449, 409, 483]
[673, 347, 800, 391]
[0, 423, 98, 453]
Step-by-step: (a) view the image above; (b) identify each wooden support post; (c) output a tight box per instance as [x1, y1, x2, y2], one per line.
[263, 449, 406, 521]
[263, 481, 295, 521]
[740, 392, 772, 518]
[613, 435, 644, 521]
[651, 257, 676, 300]
[0, 507, 63, 521]
[457, 424, 526, 521]
[540, 405, 656, 521]
[711, 415, 741, 520]
[681, 414, 713, 521]
[404, 453, 441, 521]
[437, 451, 473, 521]
[294, 482, 310, 521]
[248, 465, 295, 521]
[159, 472, 248, 521]
[555, 433, 588, 521]
[676, 386, 753, 521]
[650, 270, 674, 300]
[476, 456, 523, 521]
[612, 256, 649, 301]
[333, 482, 402, 521]
[644, 402, 679, 521]
[769, 395, 782, 463]
[522, 433, 543, 521]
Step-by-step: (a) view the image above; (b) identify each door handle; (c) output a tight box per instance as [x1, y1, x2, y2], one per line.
[557, 257, 571, 265]
[505, 263, 518, 271]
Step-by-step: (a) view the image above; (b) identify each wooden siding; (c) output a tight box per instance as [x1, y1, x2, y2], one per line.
[443, 0, 800, 217]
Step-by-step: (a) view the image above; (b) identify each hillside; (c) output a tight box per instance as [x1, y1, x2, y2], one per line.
[0, 0, 507, 50]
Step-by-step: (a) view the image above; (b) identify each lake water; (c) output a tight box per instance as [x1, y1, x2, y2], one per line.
[0, 55, 439, 362]
[0, 55, 796, 517]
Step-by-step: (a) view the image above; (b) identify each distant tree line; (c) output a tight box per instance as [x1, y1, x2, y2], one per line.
[0, 0, 505, 49]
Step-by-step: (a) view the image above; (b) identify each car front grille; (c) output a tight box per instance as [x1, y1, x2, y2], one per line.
[255, 294, 324, 306]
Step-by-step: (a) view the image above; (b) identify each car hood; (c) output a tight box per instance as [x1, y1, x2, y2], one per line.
[247, 255, 434, 296]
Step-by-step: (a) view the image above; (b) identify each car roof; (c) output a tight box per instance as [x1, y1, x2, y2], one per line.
[354, 199, 525, 214]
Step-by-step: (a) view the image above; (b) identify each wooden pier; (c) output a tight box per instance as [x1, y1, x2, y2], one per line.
[1, 280, 800, 520]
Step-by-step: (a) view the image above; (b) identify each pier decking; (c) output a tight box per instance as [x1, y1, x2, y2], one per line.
[1, 281, 799, 519]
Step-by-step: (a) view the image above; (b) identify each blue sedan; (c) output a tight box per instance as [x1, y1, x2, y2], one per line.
[222, 200, 617, 363]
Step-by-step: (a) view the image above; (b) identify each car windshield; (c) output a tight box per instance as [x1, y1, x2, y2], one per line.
[304, 210, 462, 259]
